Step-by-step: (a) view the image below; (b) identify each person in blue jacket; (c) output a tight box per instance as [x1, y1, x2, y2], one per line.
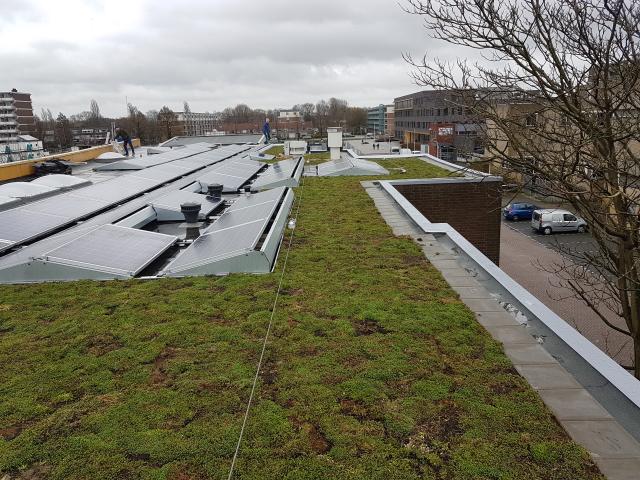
[115, 127, 135, 156]
[262, 118, 271, 144]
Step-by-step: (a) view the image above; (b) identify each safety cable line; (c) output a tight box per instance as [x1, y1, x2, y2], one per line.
[227, 173, 306, 480]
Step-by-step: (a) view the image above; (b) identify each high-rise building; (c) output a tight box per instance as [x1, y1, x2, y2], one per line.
[0, 89, 35, 143]
[0, 89, 46, 163]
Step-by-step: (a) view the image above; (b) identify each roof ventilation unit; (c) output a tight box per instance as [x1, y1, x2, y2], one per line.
[206, 183, 223, 201]
[181, 202, 201, 224]
[181, 202, 202, 241]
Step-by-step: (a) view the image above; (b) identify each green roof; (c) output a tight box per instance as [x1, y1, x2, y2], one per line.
[0, 159, 602, 479]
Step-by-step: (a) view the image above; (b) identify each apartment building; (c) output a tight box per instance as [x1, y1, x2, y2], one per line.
[394, 90, 483, 161]
[0, 89, 36, 144]
[174, 111, 218, 136]
[0, 90, 46, 162]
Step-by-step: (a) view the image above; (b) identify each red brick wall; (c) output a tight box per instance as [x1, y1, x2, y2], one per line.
[395, 180, 502, 264]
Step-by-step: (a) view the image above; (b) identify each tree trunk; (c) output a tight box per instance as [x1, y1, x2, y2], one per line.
[635, 337, 640, 380]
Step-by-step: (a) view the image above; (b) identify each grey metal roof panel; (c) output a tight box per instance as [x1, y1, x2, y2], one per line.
[41, 225, 177, 276]
[31, 175, 92, 189]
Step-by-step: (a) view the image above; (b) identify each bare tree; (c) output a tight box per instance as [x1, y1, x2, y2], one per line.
[89, 99, 101, 120]
[54, 113, 72, 149]
[315, 100, 329, 136]
[157, 106, 177, 141]
[183, 101, 191, 114]
[404, 0, 640, 376]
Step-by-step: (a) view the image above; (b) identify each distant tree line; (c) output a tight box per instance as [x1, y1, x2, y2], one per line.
[34, 97, 369, 150]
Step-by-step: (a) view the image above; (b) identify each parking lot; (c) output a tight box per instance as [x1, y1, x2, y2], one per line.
[499, 193, 631, 365]
[502, 194, 600, 262]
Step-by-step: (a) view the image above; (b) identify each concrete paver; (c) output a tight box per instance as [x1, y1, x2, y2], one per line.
[485, 325, 538, 345]
[503, 344, 557, 365]
[562, 420, 640, 458]
[595, 458, 640, 480]
[474, 311, 520, 327]
[538, 388, 613, 420]
[514, 364, 582, 390]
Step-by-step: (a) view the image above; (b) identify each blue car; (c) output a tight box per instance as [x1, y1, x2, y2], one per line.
[503, 202, 539, 221]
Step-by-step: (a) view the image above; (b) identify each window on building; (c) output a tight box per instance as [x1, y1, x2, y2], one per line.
[443, 108, 448, 116]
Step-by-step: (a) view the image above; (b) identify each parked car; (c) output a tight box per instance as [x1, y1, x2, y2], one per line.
[531, 209, 588, 235]
[503, 202, 539, 221]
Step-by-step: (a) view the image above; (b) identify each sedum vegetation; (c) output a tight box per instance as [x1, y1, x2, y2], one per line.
[0, 159, 602, 479]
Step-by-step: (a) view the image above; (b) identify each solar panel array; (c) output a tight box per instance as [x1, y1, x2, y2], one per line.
[163, 187, 291, 276]
[0, 144, 251, 252]
[196, 156, 265, 192]
[251, 158, 304, 191]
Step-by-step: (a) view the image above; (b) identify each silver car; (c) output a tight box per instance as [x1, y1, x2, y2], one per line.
[531, 209, 588, 235]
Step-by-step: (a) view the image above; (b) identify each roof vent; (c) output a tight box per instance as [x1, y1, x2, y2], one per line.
[180, 202, 201, 224]
[206, 183, 223, 201]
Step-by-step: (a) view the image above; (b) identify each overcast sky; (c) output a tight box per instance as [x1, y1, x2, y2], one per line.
[2, 0, 463, 117]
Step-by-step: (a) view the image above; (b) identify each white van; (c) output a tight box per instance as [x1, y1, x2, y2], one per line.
[531, 209, 588, 235]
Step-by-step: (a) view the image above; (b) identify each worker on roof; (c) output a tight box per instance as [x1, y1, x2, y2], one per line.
[262, 118, 271, 144]
[115, 127, 135, 157]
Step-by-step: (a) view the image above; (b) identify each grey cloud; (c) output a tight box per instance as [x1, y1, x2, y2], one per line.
[2, 0, 472, 117]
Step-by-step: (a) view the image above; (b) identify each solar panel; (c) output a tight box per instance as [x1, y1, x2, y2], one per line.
[196, 157, 264, 192]
[94, 144, 212, 171]
[41, 225, 177, 276]
[0, 182, 56, 199]
[162, 187, 293, 277]
[164, 220, 265, 272]
[251, 158, 303, 191]
[129, 164, 191, 182]
[71, 176, 157, 203]
[23, 194, 111, 219]
[31, 175, 92, 189]
[0, 196, 20, 210]
[0, 209, 69, 246]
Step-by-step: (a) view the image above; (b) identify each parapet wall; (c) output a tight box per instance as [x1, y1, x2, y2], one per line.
[393, 177, 502, 264]
[0, 139, 141, 182]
